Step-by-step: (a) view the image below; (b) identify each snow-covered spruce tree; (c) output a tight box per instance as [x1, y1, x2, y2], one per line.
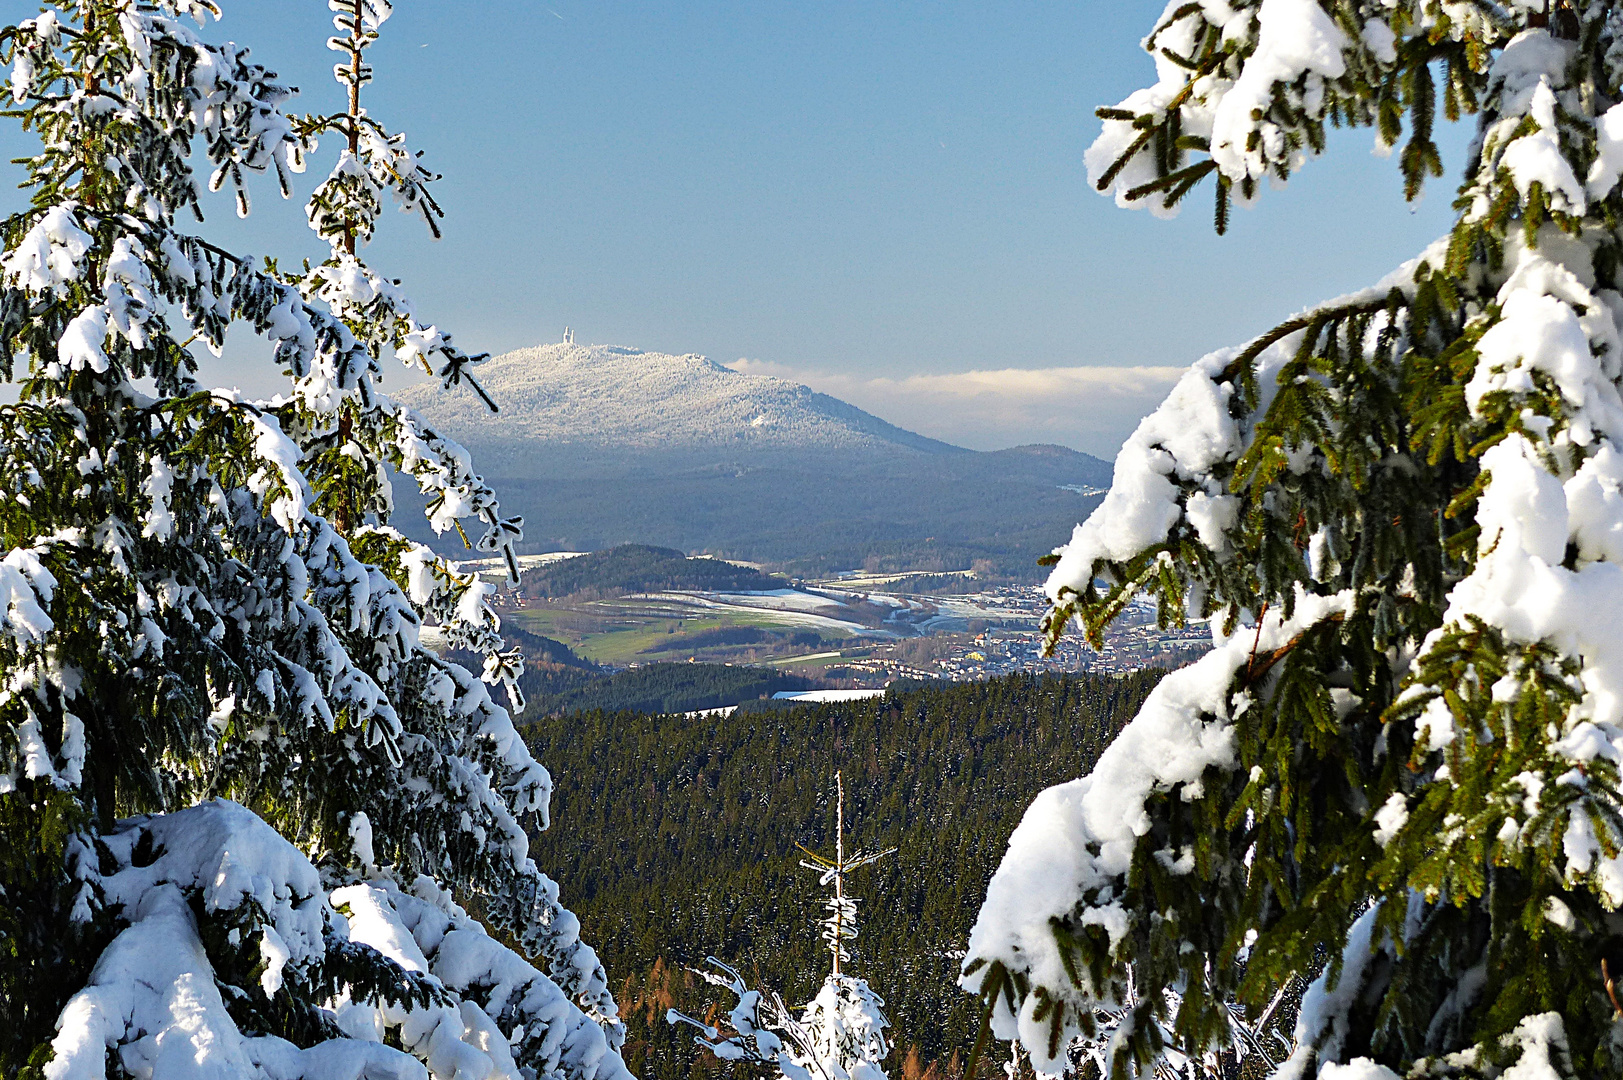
[670, 775, 893, 1080]
[1060, 967, 1295, 1079]
[0, 4, 629, 1079]
[958, 1, 1623, 1078]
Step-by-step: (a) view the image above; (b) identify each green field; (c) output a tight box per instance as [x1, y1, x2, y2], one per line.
[764, 650, 865, 670]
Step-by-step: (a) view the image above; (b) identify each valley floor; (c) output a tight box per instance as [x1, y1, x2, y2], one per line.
[496, 579, 1211, 681]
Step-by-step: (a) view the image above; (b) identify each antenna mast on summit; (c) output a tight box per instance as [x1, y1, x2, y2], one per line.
[563, 326, 574, 345]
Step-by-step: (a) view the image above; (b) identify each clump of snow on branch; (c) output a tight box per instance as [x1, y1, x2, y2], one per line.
[1040, 242, 1446, 640]
[669, 961, 890, 1080]
[795, 976, 890, 1080]
[47, 801, 630, 1080]
[963, 587, 1353, 1073]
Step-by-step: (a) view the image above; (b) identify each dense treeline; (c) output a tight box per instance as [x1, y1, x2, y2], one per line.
[522, 661, 813, 717]
[523, 545, 786, 598]
[508, 624, 598, 669]
[524, 670, 1160, 1080]
[493, 625, 823, 716]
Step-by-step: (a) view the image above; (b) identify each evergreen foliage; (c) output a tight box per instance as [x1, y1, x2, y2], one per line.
[0, 3, 625, 1078]
[640, 627, 827, 656]
[523, 671, 1161, 1080]
[963, 2, 1623, 1078]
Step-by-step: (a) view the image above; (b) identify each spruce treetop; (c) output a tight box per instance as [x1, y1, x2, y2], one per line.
[963, 1, 1623, 1078]
[670, 773, 893, 1080]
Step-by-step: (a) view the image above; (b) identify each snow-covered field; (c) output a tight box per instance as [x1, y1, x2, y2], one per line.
[680, 588, 848, 613]
[630, 590, 887, 636]
[459, 550, 588, 573]
[619, 584, 1044, 638]
[772, 689, 887, 703]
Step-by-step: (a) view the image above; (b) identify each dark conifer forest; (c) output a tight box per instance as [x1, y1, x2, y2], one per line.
[523, 670, 1161, 1080]
[520, 545, 787, 599]
[522, 662, 814, 718]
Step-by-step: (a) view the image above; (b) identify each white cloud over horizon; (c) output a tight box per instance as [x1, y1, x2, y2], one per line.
[725, 358, 1184, 458]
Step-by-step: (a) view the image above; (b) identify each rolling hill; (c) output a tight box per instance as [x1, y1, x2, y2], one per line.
[518, 543, 786, 598]
[394, 342, 1112, 578]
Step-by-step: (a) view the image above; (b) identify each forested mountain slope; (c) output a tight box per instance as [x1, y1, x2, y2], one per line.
[522, 661, 814, 717]
[520, 544, 785, 598]
[523, 670, 1161, 1080]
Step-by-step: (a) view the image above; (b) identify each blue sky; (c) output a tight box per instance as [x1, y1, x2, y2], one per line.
[5, 2, 1473, 455]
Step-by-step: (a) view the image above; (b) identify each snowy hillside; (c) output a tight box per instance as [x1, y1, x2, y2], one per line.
[387, 340, 1112, 577]
[395, 342, 959, 453]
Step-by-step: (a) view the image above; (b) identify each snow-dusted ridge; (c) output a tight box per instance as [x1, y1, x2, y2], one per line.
[393, 342, 965, 453]
[386, 343, 1113, 565]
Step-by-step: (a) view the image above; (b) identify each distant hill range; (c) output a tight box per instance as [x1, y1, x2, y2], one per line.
[395, 342, 1111, 579]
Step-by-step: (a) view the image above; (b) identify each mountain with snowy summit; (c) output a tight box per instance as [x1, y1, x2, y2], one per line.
[394, 342, 959, 456]
[395, 341, 1112, 578]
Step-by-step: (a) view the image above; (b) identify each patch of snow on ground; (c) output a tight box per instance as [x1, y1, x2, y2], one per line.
[772, 689, 887, 703]
[682, 705, 738, 719]
[699, 589, 848, 612]
[636, 591, 893, 637]
[932, 593, 1046, 621]
[458, 551, 586, 574]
